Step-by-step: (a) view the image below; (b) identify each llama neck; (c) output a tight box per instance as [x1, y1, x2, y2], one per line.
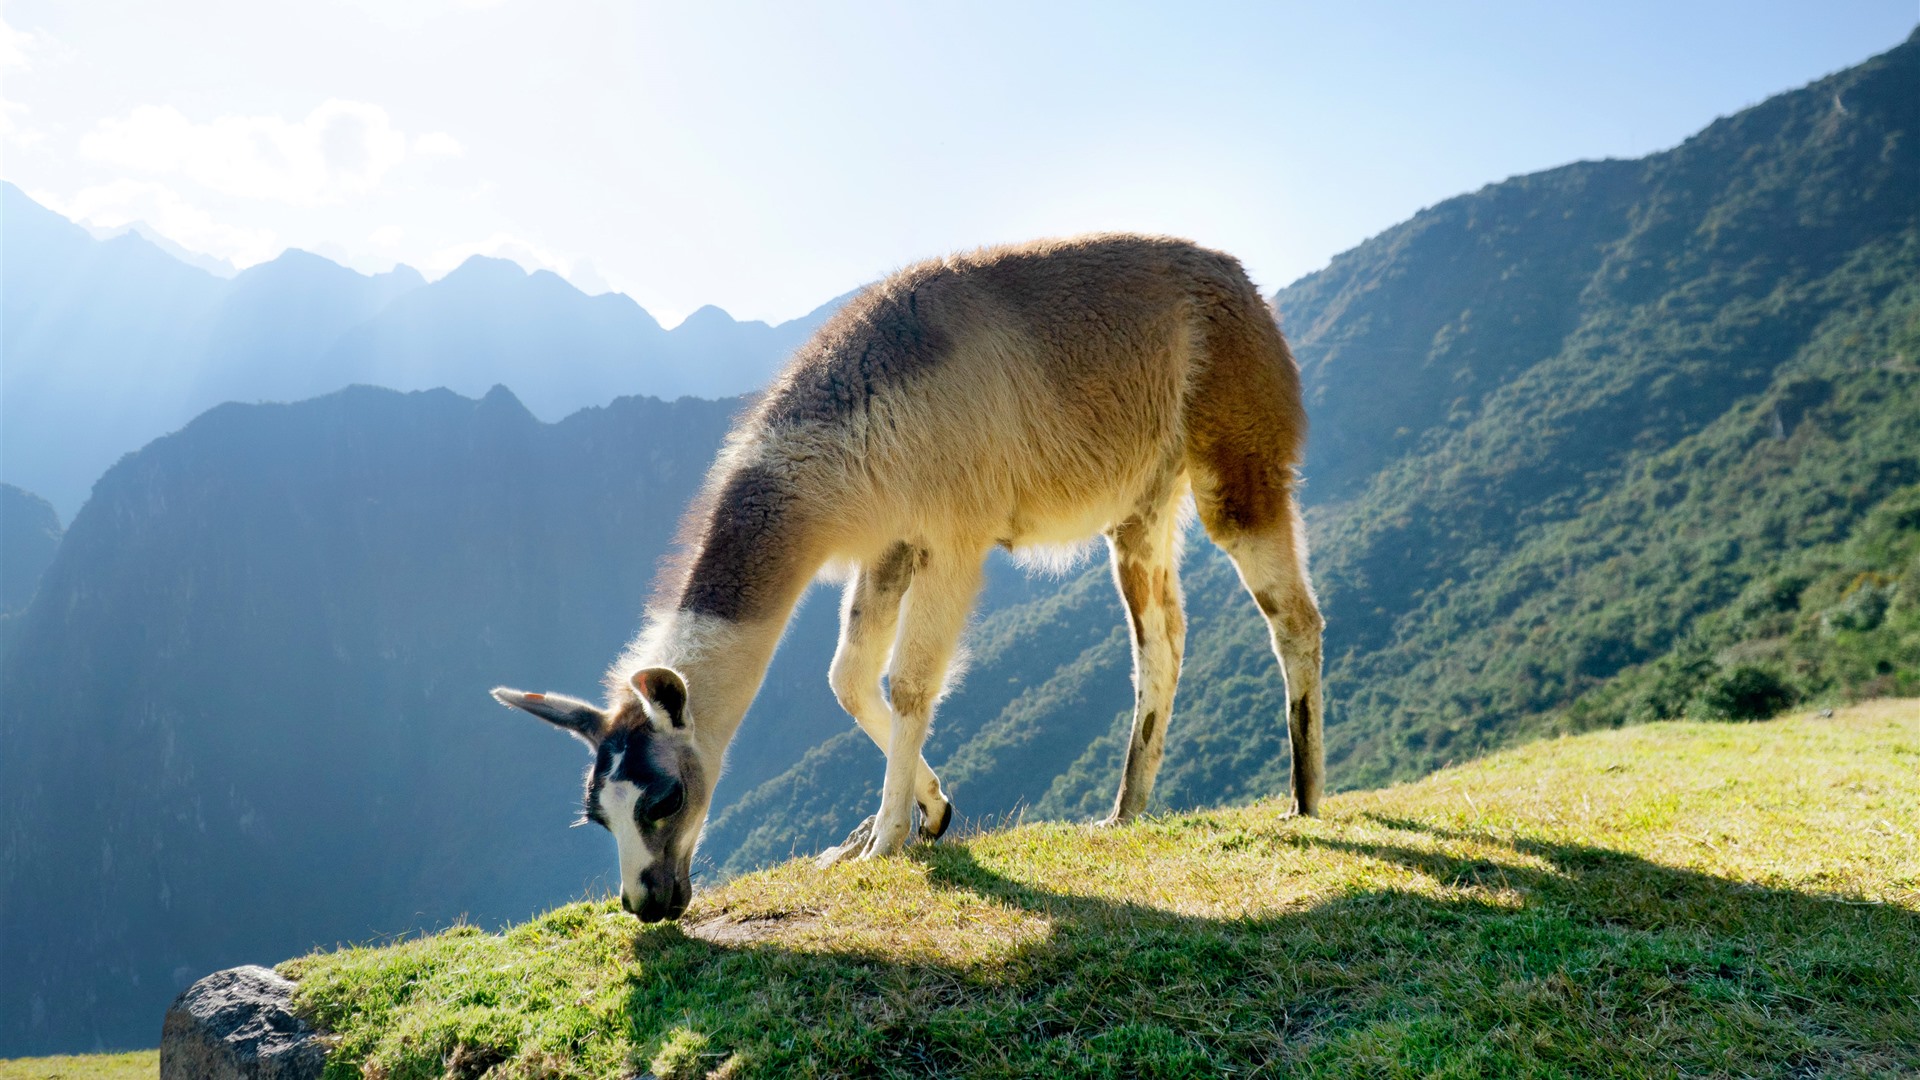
[673, 461, 813, 625]
[632, 610, 793, 768]
[626, 460, 821, 762]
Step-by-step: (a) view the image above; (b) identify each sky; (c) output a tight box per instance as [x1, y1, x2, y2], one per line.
[2, 1, 1914, 326]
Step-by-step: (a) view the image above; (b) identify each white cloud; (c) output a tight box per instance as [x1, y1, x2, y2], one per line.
[0, 98, 32, 143]
[411, 131, 464, 158]
[78, 100, 459, 206]
[0, 16, 65, 154]
[37, 180, 282, 267]
[0, 15, 69, 72]
[0, 20, 32, 72]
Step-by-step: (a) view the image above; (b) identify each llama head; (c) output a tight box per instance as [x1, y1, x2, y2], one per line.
[491, 666, 704, 922]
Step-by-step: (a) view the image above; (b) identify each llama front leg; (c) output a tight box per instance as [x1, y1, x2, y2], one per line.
[826, 548, 979, 864]
[826, 545, 953, 838]
[1101, 498, 1187, 826]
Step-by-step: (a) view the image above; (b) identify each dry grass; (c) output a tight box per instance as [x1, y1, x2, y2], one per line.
[0, 1051, 157, 1080]
[285, 700, 1920, 1078]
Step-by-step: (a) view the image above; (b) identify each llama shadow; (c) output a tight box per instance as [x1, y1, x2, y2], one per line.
[619, 816, 1920, 1075]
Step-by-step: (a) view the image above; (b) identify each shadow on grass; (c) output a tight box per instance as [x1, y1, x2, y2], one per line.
[617, 818, 1920, 1077]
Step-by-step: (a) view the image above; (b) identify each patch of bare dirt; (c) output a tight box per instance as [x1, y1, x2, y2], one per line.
[684, 910, 820, 945]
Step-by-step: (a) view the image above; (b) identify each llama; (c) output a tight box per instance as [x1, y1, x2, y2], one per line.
[492, 233, 1324, 921]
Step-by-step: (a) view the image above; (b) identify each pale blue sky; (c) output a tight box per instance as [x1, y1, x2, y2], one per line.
[3, 1, 1913, 324]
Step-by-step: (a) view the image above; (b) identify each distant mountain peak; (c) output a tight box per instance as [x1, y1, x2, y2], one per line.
[88, 227, 226, 278]
[477, 383, 535, 420]
[381, 263, 427, 288]
[678, 303, 742, 330]
[231, 247, 359, 287]
[0, 191, 238, 280]
[445, 254, 531, 282]
[269, 247, 338, 267]
[111, 222, 239, 278]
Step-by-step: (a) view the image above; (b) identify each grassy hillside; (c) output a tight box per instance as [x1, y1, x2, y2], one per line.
[284, 700, 1919, 1078]
[0, 1051, 156, 1080]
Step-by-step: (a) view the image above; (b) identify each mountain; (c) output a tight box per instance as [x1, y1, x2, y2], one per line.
[312, 268, 855, 419]
[0, 183, 848, 518]
[696, 29, 1920, 868]
[1, 185, 230, 520]
[1280, 27, 1920, 784]
[87, 221, 239, 277]
[0, 484, 61, 616]
[307, 256, 667, 420]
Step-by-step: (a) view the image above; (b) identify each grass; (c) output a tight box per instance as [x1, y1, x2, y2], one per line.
[283, 700, 1920, 1079]
[0, 1051, 157, 1080]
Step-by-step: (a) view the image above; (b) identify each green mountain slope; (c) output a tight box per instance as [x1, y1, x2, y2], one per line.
[284, 701, 1920, 1078]
[1331, 261, 1920, 783]
[1292, 30, 1920, 786]
[712, 30, 1920, 866]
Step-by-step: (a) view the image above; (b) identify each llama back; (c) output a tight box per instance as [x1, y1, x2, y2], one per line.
[735, 234, 1295, 555]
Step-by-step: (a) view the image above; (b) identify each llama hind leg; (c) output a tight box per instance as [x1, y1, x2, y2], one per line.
[823, 546, 952, 850]
[1101, 493, 1188, 826]
[1198, 481, 1325, 816]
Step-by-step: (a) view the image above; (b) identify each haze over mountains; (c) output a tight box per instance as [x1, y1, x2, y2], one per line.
[0, 181, 847, 518]
[3, 28, 1917, 1057]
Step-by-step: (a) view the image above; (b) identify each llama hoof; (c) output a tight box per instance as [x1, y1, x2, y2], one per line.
[816, 815, 877, 868]
[816, 841, 863, 867]
[855, 831, 909, 861]
[917, 798, 953, 840]
[1093, 811, 1136, 828]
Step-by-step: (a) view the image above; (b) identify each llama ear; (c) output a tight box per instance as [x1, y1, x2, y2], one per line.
[630, 667, 689, 730]
[491, 687, 606, 747]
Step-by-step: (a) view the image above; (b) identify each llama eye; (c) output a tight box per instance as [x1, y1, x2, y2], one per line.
[641, 782, 685, 825]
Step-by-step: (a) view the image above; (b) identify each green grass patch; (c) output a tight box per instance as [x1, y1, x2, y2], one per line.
[286, 700, 1920, 1078]
[0, 1051, 157, 1080]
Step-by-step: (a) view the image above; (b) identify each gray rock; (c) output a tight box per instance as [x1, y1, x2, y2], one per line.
[161, 965, 329, 1080]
